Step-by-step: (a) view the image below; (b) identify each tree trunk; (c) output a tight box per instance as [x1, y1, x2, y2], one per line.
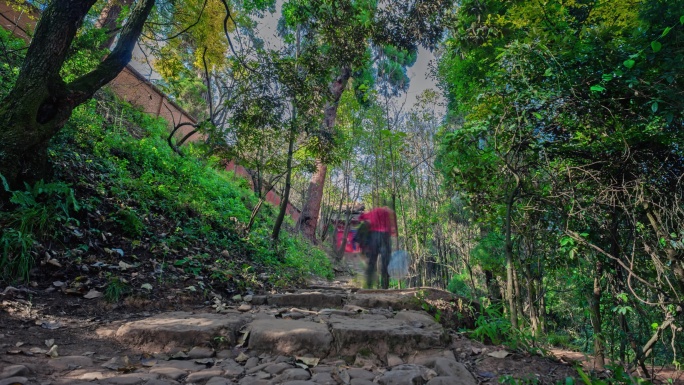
[0, 0, 155, 192]
[96, 0, 134, 49]
[298, 67, 351, 242]
[504, 180, 520, 329]
[272, 120, 297, 242]
[589, 258, 605, 370]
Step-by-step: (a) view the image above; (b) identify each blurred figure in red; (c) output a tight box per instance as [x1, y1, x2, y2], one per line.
[357, 206, 397, 289]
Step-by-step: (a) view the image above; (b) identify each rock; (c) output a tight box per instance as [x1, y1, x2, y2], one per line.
[114, 312, 248, 352]
[347, 368, 375, 381]
[377, 369, 426, 385]
[239, 377, 270, 385]
[387, 354, 403, 367]
[263, 363, 293, 375]
[146, 380, 181, 385]
[217, 350, 233, 359]
[311, 372, 335, 384]
[250, 296, 267, 305]
[279, 382, 317, 385]
[102, 373, 160, 385]
[78, 372, 106, 381]
[429, 358, 475, 385]
[0, 365, 32, 379]
[274, 356, 292, 364]
[154, 359, 206, 371]
[238, 304, 252, 312]
[185, 369, 224, 383]
[426, 377, 468, 385]
[233, 294, 243, 302]
[245, 357, 260, 369]
[219, 359, 245, 378]
[149, 367, 186, 381]
[270, 368, 311, 383]
[47, 356, 94, 371]
[0, 377, 29, 385]
[188, 346, 215, 359]
[350, 380, 375, 385]
[244, 295, 253, 302]
[248, 319, 332, 356]
[206, 377, 233, 385]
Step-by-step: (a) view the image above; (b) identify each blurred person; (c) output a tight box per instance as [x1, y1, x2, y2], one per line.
[357, 206, 396, 289]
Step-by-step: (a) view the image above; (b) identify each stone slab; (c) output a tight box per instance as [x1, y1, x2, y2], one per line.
[266, 292, 345, 309]
[114, 311, 248, 352]
[247, 319, 332, 356]
[329, 312, 447, 357]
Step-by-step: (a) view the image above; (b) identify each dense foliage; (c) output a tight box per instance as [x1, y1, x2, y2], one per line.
[1, 0, 684, 381]
[435, 0, 684, 375]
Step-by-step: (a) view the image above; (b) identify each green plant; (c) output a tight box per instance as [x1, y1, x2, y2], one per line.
[104, 276, 130, 302]
[470, 303, 512, 345]
[0, 177, 80, 283]
[113, 208, 144, 237]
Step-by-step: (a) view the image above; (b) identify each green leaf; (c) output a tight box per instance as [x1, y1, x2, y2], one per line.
[533, 112, 542, 119]
[662, 27, 672, 37]
[623, 59, 635, 69]
[651, 41, 662, 53]
[652, 102, 658, 113]
[680, 15, 684, 25]
[577, 369, 592, 385]
[651, 322, 659, 330]
[601, 73, 613, 82]
[590, 85, 605, 92]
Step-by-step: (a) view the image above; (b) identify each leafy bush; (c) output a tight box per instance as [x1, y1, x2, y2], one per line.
[0, 178, 80, 282]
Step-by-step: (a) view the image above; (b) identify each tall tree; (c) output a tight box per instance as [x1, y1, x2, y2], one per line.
[284, 0, 455, 242]
[0, 0, 155, 191]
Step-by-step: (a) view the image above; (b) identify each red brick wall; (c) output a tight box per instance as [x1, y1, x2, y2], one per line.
[224, 161, 301, 222]
[0, 1, 301, 222]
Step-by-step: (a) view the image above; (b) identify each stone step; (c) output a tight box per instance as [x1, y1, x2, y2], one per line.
[111, 308, 447, 361]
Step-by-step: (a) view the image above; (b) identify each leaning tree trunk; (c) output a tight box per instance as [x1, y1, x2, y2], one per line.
[298, 66, 351, 242]
[96, 0, 135, 49]
[0, 0, 155, 193]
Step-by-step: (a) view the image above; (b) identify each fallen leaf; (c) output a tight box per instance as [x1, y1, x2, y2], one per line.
[53, 281, 65, 288]
[41, 321, 62, 330]
[30, 347, 47, 354]
[47, 259, 62, 268]
[46, 345, 59, 358]
[295, 356, 320, 367]
[236, 329, 250, 348]
[15, 342, 24, 347]
[119, 261, 132, 270]
[45, 339, 55, 348]
[487, 350, 510, 358]
[84, 289, 103, 299]
[235, 352, 249, 362]
[140, 283, 153, 291]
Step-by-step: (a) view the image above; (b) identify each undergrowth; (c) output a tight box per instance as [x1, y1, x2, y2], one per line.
[0, 89, 333, 292]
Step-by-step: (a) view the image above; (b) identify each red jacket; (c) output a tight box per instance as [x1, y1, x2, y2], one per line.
[359, 207, 397, 235]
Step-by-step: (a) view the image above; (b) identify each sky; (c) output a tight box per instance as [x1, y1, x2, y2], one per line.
[130, 3, 444, 110]
[252, 4, 443, 110]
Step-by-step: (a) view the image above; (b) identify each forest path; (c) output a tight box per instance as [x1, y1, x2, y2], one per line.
[0, 280, 588, 385]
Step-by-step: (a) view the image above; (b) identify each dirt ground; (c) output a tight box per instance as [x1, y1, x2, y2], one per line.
[1, 263, 683, 384]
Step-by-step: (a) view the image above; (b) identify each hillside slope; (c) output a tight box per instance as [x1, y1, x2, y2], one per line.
[0, 91, 333, 306]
